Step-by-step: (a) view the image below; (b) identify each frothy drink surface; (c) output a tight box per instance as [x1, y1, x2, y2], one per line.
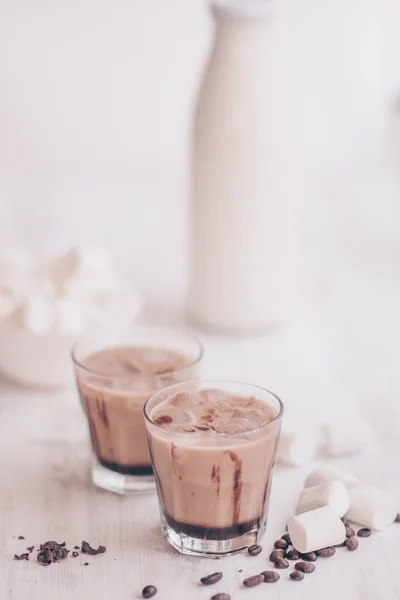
[148, 389, 281, 537]
[77, 346, 195, 474]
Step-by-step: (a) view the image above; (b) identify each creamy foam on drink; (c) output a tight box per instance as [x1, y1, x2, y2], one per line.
[147, 388, 280, 537]
[76, 346, 196, 475]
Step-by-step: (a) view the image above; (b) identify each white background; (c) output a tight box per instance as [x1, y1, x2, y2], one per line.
[0, 0, 400, 313]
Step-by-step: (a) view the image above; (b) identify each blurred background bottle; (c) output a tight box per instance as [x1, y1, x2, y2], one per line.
[188, 0, 291, 334]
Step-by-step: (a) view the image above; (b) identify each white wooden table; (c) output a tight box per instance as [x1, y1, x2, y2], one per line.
[1, 273, 400, 600]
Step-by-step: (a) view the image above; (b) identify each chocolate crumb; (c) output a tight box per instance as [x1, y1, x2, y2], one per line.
[211, 595, 230, 600]
[14, 553, 29, 561]
[84, 562, 89, 566]
[27, 546, 34, 553]
[18, 536, 25, 540]
[238, 569, 243, 573]
[37, 551, 53, 566]
[74, 545, 80, 550]
[72, 552, 79, 558]
[40, 541, 65, 551]
[81, 541, 106, 555]
[395, 513, 400, 523]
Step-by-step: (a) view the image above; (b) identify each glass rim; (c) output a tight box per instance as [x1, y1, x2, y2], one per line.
[70, 327, 204, 380]
[143, 379, 284, 437]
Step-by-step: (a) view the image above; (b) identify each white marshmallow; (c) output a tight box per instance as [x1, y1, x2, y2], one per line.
[23, 295, 55, 335]
[296, 481, 350, 518]
[54, 298, 85, 336]
[345, 485, 398, 530]
[304, 465, 360, 490]
[288, 506, 346, 554]
[278, 431, 316, 467]
[322, 419, 372, 456]
[51, 246, 114, 293]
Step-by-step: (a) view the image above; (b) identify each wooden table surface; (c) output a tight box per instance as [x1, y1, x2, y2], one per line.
[1, 271, 400, 600]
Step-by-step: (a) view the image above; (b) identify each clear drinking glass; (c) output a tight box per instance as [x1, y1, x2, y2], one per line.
[72, 328, 203, 494]
[144, 380, 283, 557]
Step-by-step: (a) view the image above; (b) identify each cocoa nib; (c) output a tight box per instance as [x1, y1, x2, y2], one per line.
[81, 541, 106, 555]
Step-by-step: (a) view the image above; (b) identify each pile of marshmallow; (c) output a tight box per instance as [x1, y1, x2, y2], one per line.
[278, 418, 372, 465]
[288, 464, 398, 553]
[0, 247, 142, 335]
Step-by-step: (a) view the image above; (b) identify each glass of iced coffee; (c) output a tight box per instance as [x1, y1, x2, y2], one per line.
[72, 328, 203, 494]
[144, 380, 283, 557]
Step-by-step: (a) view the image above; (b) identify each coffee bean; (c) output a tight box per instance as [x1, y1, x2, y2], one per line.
[142, 585, 157, 598]
[357, 528, 371, 538]
[248, 544, 262, 556]
[281, 533, 291, 544]
[317, 547, 336, 558]
[345, 526, 355, 538]
[346, 536, 359, 551]
[274, 557, 289, 569]
[269, 549, 285, 562]
[81, 541, 106, 555]
[274, 539, 289, 550]
[72, 552, 79, 558]
[290, 570, 304, 581]
[286, 548, 300, 561]
[211, 595, 230, 600]
[200, 572, 223, 586]
[295, 561, 315, 574]
[261, 570, 280, 583]
[243, 574, 264, 587]
[301, 552, 317, 562]
[395, 513, 400, 523]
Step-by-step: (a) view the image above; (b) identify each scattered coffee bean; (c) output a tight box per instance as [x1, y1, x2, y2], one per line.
[18, 536, 25, 540]
[274, 557, 289, 569]
[345, 526, 355, 538]
[142, 585, 157, 598]
[346, 536, 358, 551]
[281, 533, 291, 545]
[211, 594, 230, 600]
[248, 544, 262, 556]
[301, 552, 317, 562]
[269, 549, 285, 562]
[295, 561, 315, 574]
[72, 552, 79, 558]
[200, 572, 223, 586]
[261, 570, 280, 583]
[274, 539, 288, 550]
[317, 547, 336, 558]
[84, 562, 89, 566]
[14, 553, 29, 561]
[357, 528, 371, 538]
[27, 546, 34, 553]
[243, 574, 264, 587]
[286, 548, 300, 561]
[290, 570, 304, 581]
[395, 513, 400, 523]
[81, 541, 106, 555]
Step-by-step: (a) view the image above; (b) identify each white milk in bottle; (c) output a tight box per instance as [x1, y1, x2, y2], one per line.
[188, 0, 291, 333]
